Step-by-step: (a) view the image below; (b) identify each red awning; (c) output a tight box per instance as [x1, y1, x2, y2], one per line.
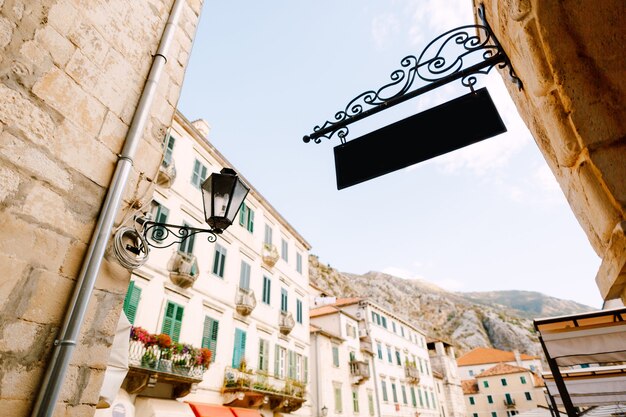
[188, 402, 234, 417]
[229, 407, 262, 417]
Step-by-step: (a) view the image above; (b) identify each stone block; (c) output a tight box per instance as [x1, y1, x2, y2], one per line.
[0, 252, 29, 310]
[98, 111, 128, 154]
[60, 240, 86, 279]
[589, 143, 626, 208]
[58, 365, 80, 403]
[0, 165, 20, 203]
[68, 21, 109, 67]
[81, 289, 125, 342]
[65, 404, 96, 417]
[511, 18, 554, 98]
[33, 67, 107, 138]
[0, 212, 70, 272]
[20, 269, 74, 324]
[576, 161, 623, 247]
[0, 84, 57, 148]
[0, 364, 43, 400]
[21, 183, 93, 242]
[0, 15, 13, 49]
[51, 119, 116, 187]
[0, 319, 43, 354]
[35, 25, 75, 67]
[0, 400, 30, 417]
[71, 336, 113, 371]
[65, 49, 101, 91]
[19, 40, 50, 69]
[596, 221, 626, 300]
[0, 131, 72, 192]
[79, 368, 106, 404]
[47, 0, 80, 34]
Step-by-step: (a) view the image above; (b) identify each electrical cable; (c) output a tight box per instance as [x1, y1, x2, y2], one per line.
[113, 226, 149, 269]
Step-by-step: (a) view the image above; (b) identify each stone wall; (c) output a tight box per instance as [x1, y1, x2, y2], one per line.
[475, 0, 626, 302]
[0, 0, 202, 415]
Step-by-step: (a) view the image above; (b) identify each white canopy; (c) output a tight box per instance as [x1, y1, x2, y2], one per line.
[135, 398, 195, 417]
[97, 312, 132, 408]
[543, 366, 626, 407]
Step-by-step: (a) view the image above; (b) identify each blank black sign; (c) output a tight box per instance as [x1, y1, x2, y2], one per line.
[334, 87, 506, 189]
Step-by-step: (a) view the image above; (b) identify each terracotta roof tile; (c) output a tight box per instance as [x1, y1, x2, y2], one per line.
[533, 372, 545, 387]
[462, 379, 479, 394]
[476, 363, 531, 377]
[310, 305, 340, 317]
[332, 297, 362, 307]
[457, 347, 538, 366]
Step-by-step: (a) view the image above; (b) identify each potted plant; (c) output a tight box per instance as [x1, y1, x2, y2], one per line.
[157, 333, 173, 372]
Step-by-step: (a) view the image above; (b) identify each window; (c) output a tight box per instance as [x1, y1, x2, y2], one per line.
[332, 345, 340, 367]
[212, 244, 227, 277]
[162, 133, 175, 167]
[303, 356, 309, 382]
[334, 384, 343, 413]
[179, 222, 195, 254]
[201, 316, 219, 363]
[431, 392, 436, 408]
[401, 326, 405, 337]
[296, 299, 303, 324]
[151, 202, 169, 241]
[239, 261, 251, 290]
[281, 238, 288, 261]
[395, 349, 402, 366]
[264, 224, 273, 245]
[162, 301, 184, 342]
[505, 393, 513, 405]
[281, 288, 288, 312]
[401, 385, 408, 404]
[424, 389, 430, 408]
[232, 328, 247, 368]
[392, 321, 397, 333]
[295, 353, 303, 381]
[492, 413, 497, 417]
[296, 252, 302, 273]
[520, 376, 527, 384]
[418, 358, 424, 373]
[469, 370, 474, 376]
[483, 380, 489, 388]
[469, 397, 475, 405]
[274, 345, 286, 378]
[381, 380, 388, 402]
[368, 391, 375, 415]
[381, 316, 387, 328]
[377, 343, 383, 360]
[122, 281, 141, 324]
[418, 388, 424, 407]
[410, 386, 417, 407]
[391, 383, 398, 403]
[287, 350, 296, 379]
[487, 395, 493, 404]
[352, 390, 360, 413]
[473, 414, 478, 417]
[525, 392, 532, 401]
[501, 378, 507, 386]
[258, 338, 269, 371]
[386, 346, 393, 363]
[239, 203, 254, 232]
[262, 276, 271, 304]
[191, 159, 208, 188]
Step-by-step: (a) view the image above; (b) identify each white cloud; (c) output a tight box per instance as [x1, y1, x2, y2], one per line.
[371, 14, 401, 48]
[382, 266, 466, 292]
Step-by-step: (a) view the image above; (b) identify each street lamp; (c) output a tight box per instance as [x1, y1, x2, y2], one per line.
[134, 167, 249, 251]
[321, 406, 328, 417]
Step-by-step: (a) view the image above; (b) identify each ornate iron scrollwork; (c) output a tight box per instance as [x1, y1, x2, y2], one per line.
[138, 220, 217, 250]
[303, 4, 522, 144]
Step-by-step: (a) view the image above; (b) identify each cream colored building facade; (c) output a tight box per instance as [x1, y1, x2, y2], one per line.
[309, 305, 377, 417]
[106, 111, 312, 416]
[456, 348, 543, 380]
[331, 299, 442, 417]
[462, 364, 547, 417]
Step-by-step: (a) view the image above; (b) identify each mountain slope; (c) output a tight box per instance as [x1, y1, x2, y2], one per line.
[309, 256, 595, 356]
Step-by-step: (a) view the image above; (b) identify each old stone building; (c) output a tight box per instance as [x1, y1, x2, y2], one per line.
[0, 0, 202, 415]
[474, 1, 626, 303]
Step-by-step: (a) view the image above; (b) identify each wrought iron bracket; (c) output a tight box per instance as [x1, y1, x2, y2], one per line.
[133, 217, 218, 251]
[303, 4, 522, 144]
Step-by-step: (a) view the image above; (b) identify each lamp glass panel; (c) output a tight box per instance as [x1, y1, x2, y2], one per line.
[225, 179, 250, 223]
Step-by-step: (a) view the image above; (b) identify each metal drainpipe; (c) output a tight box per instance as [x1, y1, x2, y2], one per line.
[314, 332, 322, 416]
[30, 1, 187, 415]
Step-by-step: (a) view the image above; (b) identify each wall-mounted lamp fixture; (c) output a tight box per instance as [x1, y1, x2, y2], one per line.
[114, 168, 249, 268]
[321, 405, 328, 417]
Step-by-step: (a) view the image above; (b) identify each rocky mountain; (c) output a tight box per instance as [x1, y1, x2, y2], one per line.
[309, 256, 595, 357]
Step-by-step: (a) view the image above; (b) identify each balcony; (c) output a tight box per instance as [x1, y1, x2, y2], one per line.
[359, 337, 374, 355]
[156, 158, 177, 188]
[167, 251, 199, 289]
[503, 399, 516, 409]
[261, 243, 279, 268]
[349, 360, 370, 384]
[404, 363, 420, 384]
[124, 327, 210, 399]
[222, 367, 306, 413]
[279, 311, 295, 336]
[235, 287, 257, 316]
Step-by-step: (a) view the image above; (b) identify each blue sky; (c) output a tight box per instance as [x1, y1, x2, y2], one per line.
[178, 0, 602, 308]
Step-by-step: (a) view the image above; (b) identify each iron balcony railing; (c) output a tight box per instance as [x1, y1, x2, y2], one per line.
[235, 287, 257, 316]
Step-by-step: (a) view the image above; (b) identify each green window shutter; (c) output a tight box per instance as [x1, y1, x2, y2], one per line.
[232, 328, 247, 368]
[239, 261, 251, 289]
[274, 344, 280, 376]
[303, 356, 308, 382]
[248, 208, 254, 232]
[411, 387, 417, 407]
[258, 339, 267, 371]
[163, 134, 175, 166]
[162, 301, 175, 339]
[202, 316, 219, 363]
[239, 203, 246, 226]
[123, 281, 141, 324]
